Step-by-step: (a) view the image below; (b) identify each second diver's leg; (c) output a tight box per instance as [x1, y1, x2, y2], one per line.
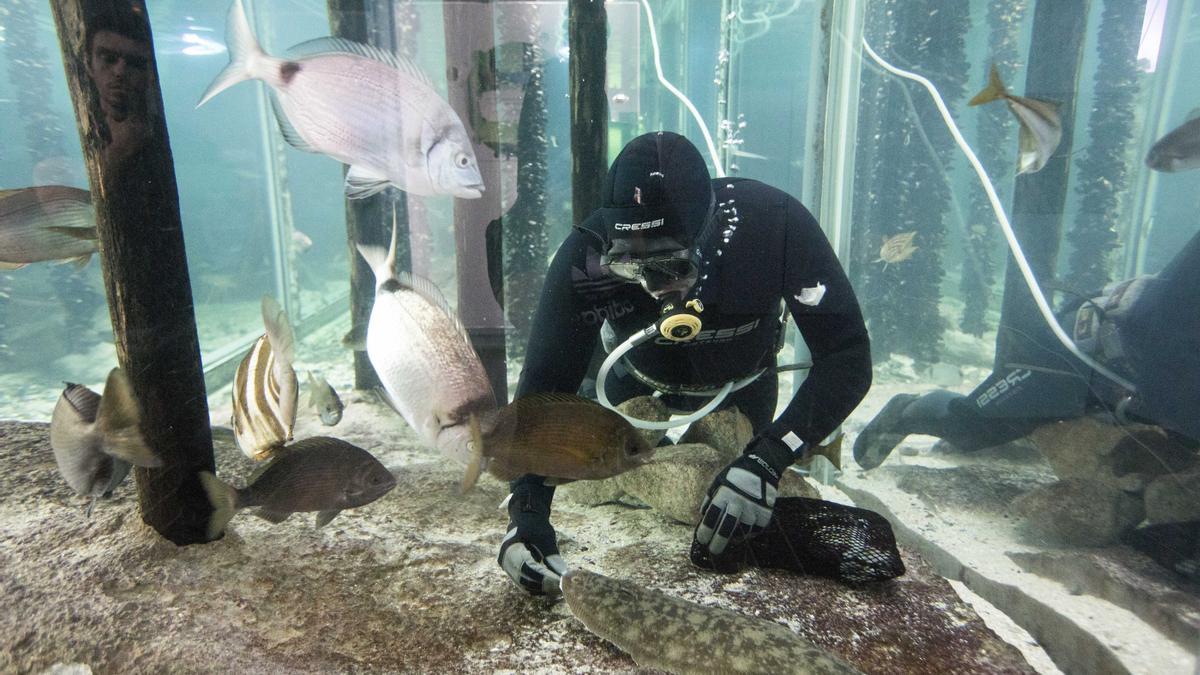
[853, 387, 1048, 470]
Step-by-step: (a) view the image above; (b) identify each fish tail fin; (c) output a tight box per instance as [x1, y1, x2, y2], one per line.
[355, 206, 400, 283]
[199, 471, 239, 540]
[969, 63, 1007, 107]
[197, 0, 270, 107]
[460, 413, 485, 494]
[94, 368, 162, 468]
[355, 244, 390, 285]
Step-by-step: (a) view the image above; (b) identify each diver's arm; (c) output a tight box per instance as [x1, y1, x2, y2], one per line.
[761, 197, 872, 450]
[514, 227, 604, 398]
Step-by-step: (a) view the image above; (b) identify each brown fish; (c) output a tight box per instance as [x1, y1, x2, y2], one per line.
[875, 231, 918, 268]
[460, 393, 654, 493]
[0, 185, 97, 269]
[200, 436, 397, 540]
[561, 569, 863, 675]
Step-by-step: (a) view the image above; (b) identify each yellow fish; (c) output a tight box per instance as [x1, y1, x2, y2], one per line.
[875, 231, 919, 269]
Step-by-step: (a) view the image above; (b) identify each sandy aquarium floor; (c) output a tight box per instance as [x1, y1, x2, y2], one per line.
[1, 313, 1194, 673]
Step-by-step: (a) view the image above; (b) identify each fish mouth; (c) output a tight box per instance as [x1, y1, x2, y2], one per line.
[456, 184, 485, 199]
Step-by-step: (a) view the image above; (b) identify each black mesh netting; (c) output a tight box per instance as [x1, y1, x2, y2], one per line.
[691, 497, 906, 584]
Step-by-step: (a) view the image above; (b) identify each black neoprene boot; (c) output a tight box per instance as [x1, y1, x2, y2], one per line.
[852, 394, 918, 470]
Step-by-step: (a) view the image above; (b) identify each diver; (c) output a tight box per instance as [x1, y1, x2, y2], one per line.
[498, 131, 873, 596]
[854, 228, 1200, 470]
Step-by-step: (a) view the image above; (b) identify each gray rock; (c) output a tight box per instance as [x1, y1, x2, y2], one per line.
[1145, 471, 1200, 525]
[779, 470, 820, 500]
[616, 443, 726, 526]
[677, 407, 754, 461]
[889, 464, 1055, 512]
[1010, 478, 1145, 547]
[616, 396, 670, 448]
[555, 477, 627, 507]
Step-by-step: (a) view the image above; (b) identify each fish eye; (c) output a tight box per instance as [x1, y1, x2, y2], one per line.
[456, 153, 469, 168]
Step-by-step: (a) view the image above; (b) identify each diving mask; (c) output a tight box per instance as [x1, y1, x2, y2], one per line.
[601, 247, 699, 297]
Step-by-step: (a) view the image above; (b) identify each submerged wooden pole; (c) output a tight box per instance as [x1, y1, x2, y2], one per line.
[442, 1, 508, 403]
[994, 0, 1091, 370]
[49, 0, 214, 545]
[569, 0, 609, 225]
[326, 0, 409, 391]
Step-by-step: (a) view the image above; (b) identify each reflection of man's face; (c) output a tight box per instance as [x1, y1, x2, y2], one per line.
[87, 30, 149, 122]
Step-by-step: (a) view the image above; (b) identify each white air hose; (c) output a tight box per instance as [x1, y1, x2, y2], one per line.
[595, 324, 762, 430]
[639, 0, 726, 178]
[859, 39, 1137, 394]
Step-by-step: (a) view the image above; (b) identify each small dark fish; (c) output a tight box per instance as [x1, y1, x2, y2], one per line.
[970, 64, 1063, 175]
[200, 436, 397, 540]
[305, 370, 344, 426]
[0, 186, 97, 269]
[561, 569, 863, 675]
[461, 393, 654, 493]
[1146, 111, 1200, 172]
[874, 231, 918, 268]
[232, 296, 298, 461]
[49, 368, 162, 514]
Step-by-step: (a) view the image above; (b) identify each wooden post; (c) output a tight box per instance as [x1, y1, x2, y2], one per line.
[48, 0, 214, 545]
[443, 1, 508, 404]
[326, 0, 410, 391]
[994, 0, 1091, 370]
[569, 0, 609, 225]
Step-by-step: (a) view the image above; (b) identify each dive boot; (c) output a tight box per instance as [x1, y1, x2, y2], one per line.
[853, 394, 918, 470]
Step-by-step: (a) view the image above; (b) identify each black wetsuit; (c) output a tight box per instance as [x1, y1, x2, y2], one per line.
[916, 228, 1200, 450]
[516, 178, 872, 448]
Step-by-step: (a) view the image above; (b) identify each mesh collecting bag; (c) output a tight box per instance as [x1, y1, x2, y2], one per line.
[691, 497, 906, 584]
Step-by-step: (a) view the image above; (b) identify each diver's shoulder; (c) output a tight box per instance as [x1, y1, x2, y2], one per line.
[710, 177, 802, 207]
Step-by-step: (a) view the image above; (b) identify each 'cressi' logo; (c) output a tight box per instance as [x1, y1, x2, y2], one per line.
[613, 218, 664, 232]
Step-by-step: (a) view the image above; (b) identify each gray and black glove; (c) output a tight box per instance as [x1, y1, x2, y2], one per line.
[498, 477, 567, 596]
[695, 435, 796, 556]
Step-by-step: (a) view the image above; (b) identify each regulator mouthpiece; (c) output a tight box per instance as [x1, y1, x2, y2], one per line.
[657, 296, 704, 342]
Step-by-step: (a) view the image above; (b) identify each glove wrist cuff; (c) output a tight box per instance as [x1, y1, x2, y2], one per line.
[743, 435, 795, 479]
[509, 475, 556, 517]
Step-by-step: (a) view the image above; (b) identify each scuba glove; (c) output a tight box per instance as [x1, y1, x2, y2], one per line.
[498, 477, 567, 596]
[695, 434, 796, 556]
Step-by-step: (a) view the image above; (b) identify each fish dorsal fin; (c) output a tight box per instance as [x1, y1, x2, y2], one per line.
[397, 271, 472, 343]
[512, 392, 597, 409]
[268, 93, 316, 152]
[283, 37, 434, 88]
[260, 295, 296, 368]
[62, 382, 101, 422]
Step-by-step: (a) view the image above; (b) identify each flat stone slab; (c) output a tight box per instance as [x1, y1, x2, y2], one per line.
[1, 415, 1034, 674]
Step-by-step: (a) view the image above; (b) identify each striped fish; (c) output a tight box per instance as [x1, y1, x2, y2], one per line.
[232, 296, 298, 461]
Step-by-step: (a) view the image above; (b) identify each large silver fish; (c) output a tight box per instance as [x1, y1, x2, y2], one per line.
[231, 295, 298, 461]
[0, 186, 97, 269]
[197, 0, 484, 200]
[561, 569, 863, 675]
[969, 64, 1062, 175]
[357, 219, 496, 466]
[49, 368, 162, 514]
[1146, 111, 1200, 173]
[200, 436, 397, 540]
